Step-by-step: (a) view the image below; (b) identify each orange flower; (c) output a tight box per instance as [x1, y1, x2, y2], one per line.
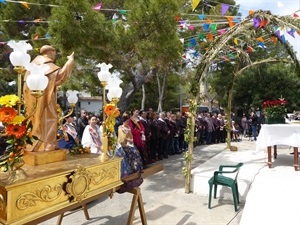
[113, 109, 120, 118]
[6, 124, 27, 138]
[104, 104, 115, 116]
[0, 107, 17, 123]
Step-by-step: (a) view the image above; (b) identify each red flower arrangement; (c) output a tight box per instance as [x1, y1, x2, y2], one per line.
[262, 99, 287, 118]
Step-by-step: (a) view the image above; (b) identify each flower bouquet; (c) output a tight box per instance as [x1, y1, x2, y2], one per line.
[262, 99, 286, 124]
[101, 103, 120, 160]
[0, 94, 38, 172]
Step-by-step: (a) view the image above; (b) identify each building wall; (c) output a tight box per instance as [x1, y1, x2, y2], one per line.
[79, 100, 103, 115]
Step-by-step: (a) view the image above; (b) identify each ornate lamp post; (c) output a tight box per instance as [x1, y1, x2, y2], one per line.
[96, 63, 122, 162]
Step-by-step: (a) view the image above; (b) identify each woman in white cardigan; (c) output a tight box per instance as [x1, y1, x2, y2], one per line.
[81, 115, 102, 154]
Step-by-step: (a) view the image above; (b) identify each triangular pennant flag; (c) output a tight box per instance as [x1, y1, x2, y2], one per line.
[226, 16, 234, 21]
[258, 42, 266, 49]
[221, 4, 230, 16]
[188, 25, 195, 31]
[190, 38, 197, 46]
[233, 38, 238, 45]
[280, 34, 286, 43]
[205, 19, 213, 24]
[192, 0, 201, 11]
[45, 33, 50, 39]
[93, 3, 102, 11]
[198, 34, 205, 40]
[259, 19, 268, 28]
[34, 33, 39, 40]
[218, 29, 227, 35]
[20, 1, 30, 9]
[297, 30, 300, 35]
[207, 33, 214, 42]
[228, 21, 235, 27]
[198, 14, 206, 20]
[247, 46, 253, 53]
[256, 37, 264, 42]
[119, 10, 127, 15]
[253, 18, 261, 29]
[271, 35, 277, 44]
[249, 10, 255, 15]
[203, 23, 210, 32]
[287, 29, 295, 38]
[210, 24, 217, 32]
[293, 13, 299, 18]
[179, 38, 184, 44]
[275, 30, 281, 38]
[229, 53, 235, 58]
[175, 15, 181, 21]
[277, 1, 284, 8]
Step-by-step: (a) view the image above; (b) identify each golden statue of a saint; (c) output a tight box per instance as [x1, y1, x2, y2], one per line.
[23, 45, 74, 151]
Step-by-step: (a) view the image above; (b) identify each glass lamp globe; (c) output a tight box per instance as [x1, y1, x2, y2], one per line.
[107, 86, 123, 101]
[67, 90, 79, 104]
[7, 40, 32, 67]
[25, 63, 50, 91]
[96, 63, 113, 82]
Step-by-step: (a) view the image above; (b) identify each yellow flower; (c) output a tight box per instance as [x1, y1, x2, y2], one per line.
[10, 115, 25, 125]
[0, 94, 19, 107]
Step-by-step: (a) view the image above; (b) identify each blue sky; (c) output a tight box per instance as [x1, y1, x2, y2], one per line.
[235, 0, 300, 58]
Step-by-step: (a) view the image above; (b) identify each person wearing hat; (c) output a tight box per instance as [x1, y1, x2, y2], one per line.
[23, 45, 74, 151]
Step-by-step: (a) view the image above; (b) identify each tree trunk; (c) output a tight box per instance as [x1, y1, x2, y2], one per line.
[141, 84, 145, 110]
[185, 97, 197, 193]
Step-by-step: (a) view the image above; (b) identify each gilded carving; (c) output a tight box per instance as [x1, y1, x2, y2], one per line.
[0, 194, 5, 212]
[16, 184, 63, 210]
[91, 167, 118, 185]
[65, 166, 91, 202]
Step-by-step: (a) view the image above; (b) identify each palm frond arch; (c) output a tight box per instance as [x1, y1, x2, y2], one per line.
[191, 10, 300, 96]
[184, 10, 300, 193]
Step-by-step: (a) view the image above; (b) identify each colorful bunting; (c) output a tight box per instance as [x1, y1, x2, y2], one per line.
[256, 37, 264, 42]
[221, 4, 230, 16]
[271, 35, 277, 44]
[207, 33, 213, 42]
[287, 29, 295, 38]
[218, 29, 227, 35]
[33, 33, 38, 40]
[203, 23, 210, 32]
[198, 34, 205, 41]
[293, 13, 299, 18]
[20, 1, 30, 9]
[210, 24, 217, 32]
[198, 14, 206, 20]
[190, 38, 197, 46]
[188, 25, 195, 31]
[258, 42, 266, 49]
[175, 15, 181, 21]
[93, 2, 102, 11]
[233, 38, 238, 45]
[192, 0, 201, 11]
[280, 34, 286, 43]
[253, 18, 261, 29]
[249, 10, 255, 15]
[259, 19, 268, 28]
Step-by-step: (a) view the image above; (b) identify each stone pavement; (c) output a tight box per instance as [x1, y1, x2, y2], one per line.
[40, 137, 299, 225]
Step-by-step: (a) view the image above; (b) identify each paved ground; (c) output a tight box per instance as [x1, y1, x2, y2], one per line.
[40, 140, 252, 225]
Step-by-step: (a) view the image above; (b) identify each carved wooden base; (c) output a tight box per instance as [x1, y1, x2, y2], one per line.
[0, 155, 122, 225]
[23, 149, 67, 166]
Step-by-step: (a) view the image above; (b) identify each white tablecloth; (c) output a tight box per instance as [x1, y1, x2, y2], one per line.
[256, 124, 300, 150]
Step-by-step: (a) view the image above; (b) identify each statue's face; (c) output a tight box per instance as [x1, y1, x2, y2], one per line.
[47, 50, 56, 61]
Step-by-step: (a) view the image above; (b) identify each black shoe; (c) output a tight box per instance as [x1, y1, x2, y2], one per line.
[176, 151, 182, 154]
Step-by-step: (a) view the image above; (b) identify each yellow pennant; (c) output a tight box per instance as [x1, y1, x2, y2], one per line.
[234, 38, 238, 45]
[256, 37, 264, 43]
[192, 0, 201, 11]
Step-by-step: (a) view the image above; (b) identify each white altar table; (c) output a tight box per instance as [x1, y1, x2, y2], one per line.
[256, 124, 300, 171]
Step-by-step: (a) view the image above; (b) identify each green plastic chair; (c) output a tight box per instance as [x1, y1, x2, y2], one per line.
[208, 162, 243, 212]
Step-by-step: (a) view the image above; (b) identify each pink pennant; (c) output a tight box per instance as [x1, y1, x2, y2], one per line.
[93, 2, 102, 11]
